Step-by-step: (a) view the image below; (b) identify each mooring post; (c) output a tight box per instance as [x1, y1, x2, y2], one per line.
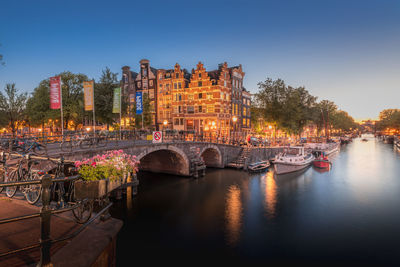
[38, 174, 53, 267]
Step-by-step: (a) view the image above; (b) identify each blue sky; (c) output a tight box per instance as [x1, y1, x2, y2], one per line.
[1, 0, 399, 120]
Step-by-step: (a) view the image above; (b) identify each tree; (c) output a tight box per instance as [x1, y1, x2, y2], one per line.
[330, 110, 358, 133]
[376, 109, 400, 131]
[0, 84, 28, 137]
[25, 79, 59, 131]
[281, 86, 316, 137]
[95, 68, 119, 128]
[314, 100, 337, 139]
[59, 71, 88, 129]
[254, 78, 287, 142]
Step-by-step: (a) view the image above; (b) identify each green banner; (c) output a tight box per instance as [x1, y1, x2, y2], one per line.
[112, 87, 121, 113]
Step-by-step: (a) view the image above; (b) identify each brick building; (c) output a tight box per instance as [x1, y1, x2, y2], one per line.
[121, 60, 251, 137]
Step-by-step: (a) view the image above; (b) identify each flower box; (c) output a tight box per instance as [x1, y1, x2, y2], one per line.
[73, 150, 139, 200]
[74, 177, 125, 200]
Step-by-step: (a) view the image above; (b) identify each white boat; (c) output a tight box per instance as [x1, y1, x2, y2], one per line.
[273, 146, 315, 175]
[304, 142, 340, 156]
[247, 161, 270, 172]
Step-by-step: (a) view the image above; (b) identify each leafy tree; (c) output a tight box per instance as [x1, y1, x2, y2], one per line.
[254, 78, 287, 141]
[95, 68, 119, 128]
[281, 86, 316, 137]
[330, 110, 358, 133]
[59, 71, 88, 129]
[0, 84, 28, 137]
[25, 79, 58, 130]
[376, 109, 400, 131]
[313, 100, 337, 139]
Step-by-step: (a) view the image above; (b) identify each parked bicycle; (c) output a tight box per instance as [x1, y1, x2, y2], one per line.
[15, 137, 47, 156]
[60, 133, 107, 152]
[4, 153, 42, 204]
[45, 156, 93, 223]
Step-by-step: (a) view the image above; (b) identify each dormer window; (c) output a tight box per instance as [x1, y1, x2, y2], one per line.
[199, 73, 202, 78]
[176, 73, 179, 78]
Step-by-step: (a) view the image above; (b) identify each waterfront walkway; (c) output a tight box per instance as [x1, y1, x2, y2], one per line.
[0, 193, 122, 266]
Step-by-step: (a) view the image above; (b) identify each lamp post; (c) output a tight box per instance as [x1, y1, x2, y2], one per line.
[163, 120, 168, 129]
[232, 116, 237, 144]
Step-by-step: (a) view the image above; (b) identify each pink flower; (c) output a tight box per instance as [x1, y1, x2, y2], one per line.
[91, 162, 96, 167]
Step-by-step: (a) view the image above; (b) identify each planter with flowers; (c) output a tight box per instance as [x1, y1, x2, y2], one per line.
[74, 150, 139, 200]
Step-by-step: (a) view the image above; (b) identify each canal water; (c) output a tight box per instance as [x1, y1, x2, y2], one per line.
[110, 135, 400, 265]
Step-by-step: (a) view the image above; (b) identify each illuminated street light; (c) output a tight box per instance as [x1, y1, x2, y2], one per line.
[86, 127, 91, 132]
[163, 120, 168, 126]
[268, 125, 272, 129]
[232, 116, 237, 123]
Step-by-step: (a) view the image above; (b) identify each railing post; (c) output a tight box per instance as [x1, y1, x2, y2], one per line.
[38, 174, 53, 267]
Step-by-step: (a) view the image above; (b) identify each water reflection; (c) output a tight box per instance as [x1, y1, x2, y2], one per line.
[261, 171, 277, 218]
[225, 184, 242, 246]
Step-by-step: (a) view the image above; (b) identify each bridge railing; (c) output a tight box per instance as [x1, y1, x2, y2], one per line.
[1, 130, 290, 151]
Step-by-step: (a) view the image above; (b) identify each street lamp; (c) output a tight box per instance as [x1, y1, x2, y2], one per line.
[163, 120, 168, 129]
[232, 116, 238, 143]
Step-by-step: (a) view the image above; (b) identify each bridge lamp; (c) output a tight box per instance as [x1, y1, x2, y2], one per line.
[204, 126, 209, 131]
[232, 116, 237, 123]
[38, 128, 42, 132]
[268, 125, 272, 130]
[211, 121, 216, 126]
[163, 120, 168, 126]
[86, 127, 91, 132]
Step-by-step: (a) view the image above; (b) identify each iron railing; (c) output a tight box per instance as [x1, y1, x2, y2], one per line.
[0, 174, 112, 266]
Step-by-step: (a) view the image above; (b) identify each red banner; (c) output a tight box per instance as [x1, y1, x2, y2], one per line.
[50, 76, 61, 109]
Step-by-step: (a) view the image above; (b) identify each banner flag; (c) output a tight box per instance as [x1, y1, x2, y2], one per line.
[50, 76, 61, 109]
[112, 87, 121, 113]
[136, 91, 143, 115]
[83, 81, 94, 111]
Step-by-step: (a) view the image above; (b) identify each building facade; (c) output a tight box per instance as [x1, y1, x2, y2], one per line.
[121, 60, 251, 137]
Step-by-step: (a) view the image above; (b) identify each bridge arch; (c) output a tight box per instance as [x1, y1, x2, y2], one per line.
[136, 145, 190, 176]
[200, 145, 223, 168]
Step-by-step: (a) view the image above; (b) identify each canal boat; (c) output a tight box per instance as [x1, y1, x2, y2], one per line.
[305, 142, 340, 156]
[247, 160, 270, 173]
[361, 138, 368, 142]
[273, 146, 315, 175]
[312, 152, 332, 169]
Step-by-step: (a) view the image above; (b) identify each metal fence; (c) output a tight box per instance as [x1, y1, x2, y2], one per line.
[0, 174, 112, 266]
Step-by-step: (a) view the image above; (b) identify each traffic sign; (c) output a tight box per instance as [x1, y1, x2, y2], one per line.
[152, 131, 162, 143]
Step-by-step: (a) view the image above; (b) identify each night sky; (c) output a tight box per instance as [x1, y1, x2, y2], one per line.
[1, 0, 399, 120]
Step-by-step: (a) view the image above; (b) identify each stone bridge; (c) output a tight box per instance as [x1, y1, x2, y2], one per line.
[53, 141, 284, 177]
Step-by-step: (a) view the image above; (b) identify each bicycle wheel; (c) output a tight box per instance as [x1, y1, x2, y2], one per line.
[33, 143, 47, 155]
[5, 170, 18, 198]
[24, 172, 42, 205]
[72, 198, 93, 224]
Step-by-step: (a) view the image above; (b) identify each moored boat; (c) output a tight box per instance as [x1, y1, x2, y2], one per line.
[247, 161, 270, 173]
[273, 146, 315, 175]
[305, 142, 340, 156]
[313, 152, 332, 169]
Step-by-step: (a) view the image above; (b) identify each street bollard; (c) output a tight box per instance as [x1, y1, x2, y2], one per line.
[38, 174, 53, 267]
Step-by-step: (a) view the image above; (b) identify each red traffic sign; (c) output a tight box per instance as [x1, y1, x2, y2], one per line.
[153, 131, 162, 143]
